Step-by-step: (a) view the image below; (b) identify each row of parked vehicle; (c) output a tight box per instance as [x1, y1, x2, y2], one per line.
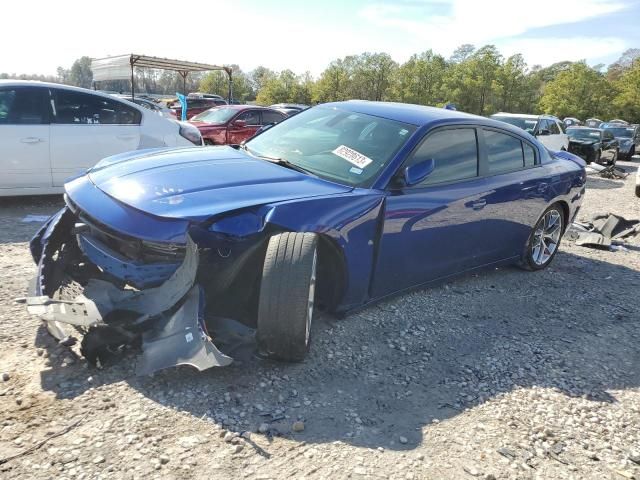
[489, 112, 639, 165]
[0, 80, 310, 196]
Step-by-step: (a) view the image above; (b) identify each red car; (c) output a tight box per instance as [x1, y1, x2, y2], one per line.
[171, 98, 227, 120]
[189, 105, 287, 145]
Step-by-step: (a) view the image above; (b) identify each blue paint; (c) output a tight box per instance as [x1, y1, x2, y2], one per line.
[78, 234, 179, 289]
[46, 101, 585, 313]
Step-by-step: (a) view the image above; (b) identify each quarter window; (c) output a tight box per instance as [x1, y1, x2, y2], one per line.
[485, 130, 524, 174]
[0, 87, 49, 125]
[52, 90, 141, 125]
[523, 143, 536, 167]
[406, 128, 478, 186]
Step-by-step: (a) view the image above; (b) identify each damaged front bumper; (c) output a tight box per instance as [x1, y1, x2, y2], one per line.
[24, 207, 232, 375]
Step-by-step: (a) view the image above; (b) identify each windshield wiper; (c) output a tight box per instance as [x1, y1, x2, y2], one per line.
[242, 145, 317, 176]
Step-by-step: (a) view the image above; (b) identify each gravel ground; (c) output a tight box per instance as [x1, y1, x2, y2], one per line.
[0, 160, 639, 480]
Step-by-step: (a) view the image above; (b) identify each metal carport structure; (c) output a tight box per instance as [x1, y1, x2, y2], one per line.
[91, 54, 233, 101]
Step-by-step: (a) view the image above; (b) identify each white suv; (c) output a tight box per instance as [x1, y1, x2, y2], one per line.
[0, 81, 203, 196]
[490, 113, 569, 151]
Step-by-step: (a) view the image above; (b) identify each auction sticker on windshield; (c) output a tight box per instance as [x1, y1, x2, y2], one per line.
[332, 145, 373, 169]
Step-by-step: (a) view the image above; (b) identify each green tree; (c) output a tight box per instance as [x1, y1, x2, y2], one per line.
[68, 56, 93, 88]
[199, 66, 252, 101]
[539, 62, 613, 119]
[612, 59, 640, 123]
[393, 50, 447, 105]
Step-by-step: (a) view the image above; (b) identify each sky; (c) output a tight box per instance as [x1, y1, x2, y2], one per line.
[2, 0, 639, 77]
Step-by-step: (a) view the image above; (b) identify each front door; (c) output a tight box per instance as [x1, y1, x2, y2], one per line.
[0, 86, 52, 190]
[372, 127, 494, 298]
[227, 110, 261, 144]
[49, 89, 141, 186]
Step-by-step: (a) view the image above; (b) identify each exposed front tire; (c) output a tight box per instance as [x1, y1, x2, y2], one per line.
[520, 204, 564, 271]
[257, 232, 318, 362]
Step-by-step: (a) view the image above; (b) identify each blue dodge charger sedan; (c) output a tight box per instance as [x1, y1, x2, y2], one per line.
[26, 101, 586, 373]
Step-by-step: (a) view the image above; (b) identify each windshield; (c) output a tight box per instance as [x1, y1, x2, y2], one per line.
[604, 127, 633, 138]
[191, 107, 237, 124]
[491, 115, 538, 134]
[244, 106, 416, 187]
[567, 128, 601, 140]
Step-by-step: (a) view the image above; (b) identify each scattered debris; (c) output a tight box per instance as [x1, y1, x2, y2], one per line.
[566, 213, 640, 248]
[586, 163, 629, 179]
[20, 215, 51, 223]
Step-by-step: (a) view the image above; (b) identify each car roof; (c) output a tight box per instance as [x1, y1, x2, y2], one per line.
[0, 80, 145, 106]
[491, 112, 558, 120]
[321, 101, 535, 135]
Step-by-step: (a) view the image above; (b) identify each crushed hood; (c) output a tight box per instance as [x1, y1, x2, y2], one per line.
[85, 146, 351, 221]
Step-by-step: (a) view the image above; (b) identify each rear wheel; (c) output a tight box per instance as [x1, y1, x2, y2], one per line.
[257, 232, 318, 362]
[520, 205, 564, 271]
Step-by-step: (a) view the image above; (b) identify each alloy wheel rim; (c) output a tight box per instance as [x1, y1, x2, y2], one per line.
[305, 250, 317, 346]
[531, 209, 562, 266]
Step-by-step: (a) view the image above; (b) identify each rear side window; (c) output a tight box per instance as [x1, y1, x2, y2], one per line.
[0, 87, 49, 125]
[52, 90, 141, 125]
[485, 130, 524, 174]
[262, 110, 285, 125]
[407, 128, 478, 186]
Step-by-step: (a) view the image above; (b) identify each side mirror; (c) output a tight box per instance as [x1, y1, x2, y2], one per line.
[232, 119, 247, 128]
[537, 129, 550, 136]
[403, 158, 435, 187]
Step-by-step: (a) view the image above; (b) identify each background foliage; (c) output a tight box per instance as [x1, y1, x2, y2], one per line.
[2, 47, 639, 122]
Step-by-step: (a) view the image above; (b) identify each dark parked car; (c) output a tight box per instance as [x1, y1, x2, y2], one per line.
[171, 97, 227, 119]
[585, 118, 603, 128]
[189, 105, 287, 145]
[563, 117, 582, 127]
[601, 123, 639, 159]
[566, 127, 618, 164]
[25, 101, 586, 374]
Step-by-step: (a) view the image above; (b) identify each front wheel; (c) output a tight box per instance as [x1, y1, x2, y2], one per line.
[520, 205, 564, 271]
[257, 232, 318, 362]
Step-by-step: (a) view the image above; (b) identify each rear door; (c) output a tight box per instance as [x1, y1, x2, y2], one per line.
[480, 128, 547, 260]
[50, 89, 141, 186]
[227, 109, 261, 144]
[0, 86, 52, 190]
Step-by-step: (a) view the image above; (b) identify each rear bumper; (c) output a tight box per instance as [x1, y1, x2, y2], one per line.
[25, 206, 232, 375]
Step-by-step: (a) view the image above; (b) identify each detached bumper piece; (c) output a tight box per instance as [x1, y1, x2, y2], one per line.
[25, 209, 232, 375]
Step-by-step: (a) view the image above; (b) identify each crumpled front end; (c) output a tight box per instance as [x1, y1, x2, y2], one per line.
[25, 205, 232, 375]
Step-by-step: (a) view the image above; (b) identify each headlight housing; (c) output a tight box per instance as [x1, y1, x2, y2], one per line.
[178, 121, 203, 146]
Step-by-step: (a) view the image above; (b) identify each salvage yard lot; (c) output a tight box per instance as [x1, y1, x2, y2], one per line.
[0, 162, 639, 480]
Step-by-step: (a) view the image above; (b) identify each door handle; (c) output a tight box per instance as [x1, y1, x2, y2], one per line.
[20, 137, 44, 144]
[471, 199, 487, 210]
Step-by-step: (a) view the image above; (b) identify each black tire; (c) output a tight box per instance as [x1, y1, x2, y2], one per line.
[257, 232, 318, 362]
[520, 204, 565, 271]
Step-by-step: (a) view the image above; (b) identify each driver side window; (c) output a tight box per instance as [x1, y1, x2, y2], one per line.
[404, 128, 479, 187]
